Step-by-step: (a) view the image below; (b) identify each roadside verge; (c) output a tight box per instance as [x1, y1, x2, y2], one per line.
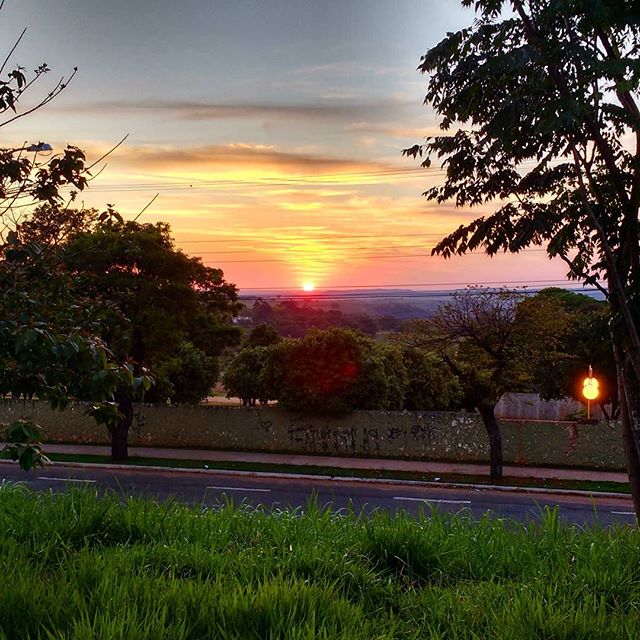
[14, 442, 628, 498]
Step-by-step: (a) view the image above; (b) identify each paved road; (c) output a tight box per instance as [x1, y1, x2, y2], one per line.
[0, 462, 636, 526]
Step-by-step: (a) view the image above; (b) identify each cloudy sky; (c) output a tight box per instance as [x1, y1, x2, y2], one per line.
[1, 0, 568, 290]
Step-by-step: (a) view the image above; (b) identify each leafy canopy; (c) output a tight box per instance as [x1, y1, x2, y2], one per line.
[260, 328, 407, 414]
[63, 219, 242, 403]
[401, 287, 530, 410]
[404, 0, 640, 299]
[515, 288, 617, 414]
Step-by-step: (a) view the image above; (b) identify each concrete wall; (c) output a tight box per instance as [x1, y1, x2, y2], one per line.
[0, 400, 626, 470]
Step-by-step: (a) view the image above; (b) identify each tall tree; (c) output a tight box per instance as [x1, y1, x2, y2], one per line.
[402, 288, 529, 481]
[405, 0, 640, 512]
[63, 220, 241, 460]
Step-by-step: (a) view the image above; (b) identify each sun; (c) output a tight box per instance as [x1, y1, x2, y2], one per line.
[302, 282, 315, 292]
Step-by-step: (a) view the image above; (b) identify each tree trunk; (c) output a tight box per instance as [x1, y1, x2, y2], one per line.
[110, 386, 134, 462]
[615, 343, 640, 518]
[478, 403, 503, 482]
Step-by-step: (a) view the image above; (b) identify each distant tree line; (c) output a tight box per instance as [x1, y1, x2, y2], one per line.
[250, 299, 402, 337]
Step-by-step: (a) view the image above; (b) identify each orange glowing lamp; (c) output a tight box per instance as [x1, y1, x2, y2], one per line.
[582, 366, 600, 401]
[582, 366, 599, 420]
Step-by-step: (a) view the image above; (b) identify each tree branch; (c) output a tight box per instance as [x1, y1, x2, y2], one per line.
[0, 26, 26, 77]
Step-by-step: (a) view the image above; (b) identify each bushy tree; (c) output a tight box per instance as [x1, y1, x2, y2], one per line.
[222, 346, 274, 406]
[149, 341, 220, 405]
[245, 323, 281, 348]
[62, 220, 241, 459]
[261, 328, 407, 414]
[516, 288, 617, 417]
[0, 11, 140, 469]
[404, 0, 640, 510]
[376, 343, 409, 411]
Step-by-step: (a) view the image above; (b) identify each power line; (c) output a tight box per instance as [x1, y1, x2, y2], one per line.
[231, 278, 598, 292]
[188, 244, 437, 255]
[198, 250, 556, 263]
[192, 247, 548, 257]
[174, 232, 450, 244]
[236, 287, 603, 303]
[202, 253, 431, 263]
[72, 156, 553, 194]
[82, 174, 435, 193]
[81, 167, 435, 192]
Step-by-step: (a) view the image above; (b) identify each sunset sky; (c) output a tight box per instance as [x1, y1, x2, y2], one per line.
[1, 0, 570, 292]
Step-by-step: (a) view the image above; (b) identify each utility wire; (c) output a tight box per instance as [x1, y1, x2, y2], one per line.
[236, 287, 603, 303]
[197, 248, 552, 263]
[191, 247, 548, 256]
[189, 246, 440, 254]
[78, 167, 435, 192]
[174, 232, 453, 244]
[67, 157, 556, 193]
[231, 278, 598, 292]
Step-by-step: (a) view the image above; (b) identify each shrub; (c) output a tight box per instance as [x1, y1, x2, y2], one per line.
[223, 346, 274, 406]
[262, 328, 407, 414]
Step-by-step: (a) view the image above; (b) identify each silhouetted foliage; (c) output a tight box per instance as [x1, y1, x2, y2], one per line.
[400, 348, 464, 411]
[222, 346, 274, 406]
[405, 0, 640, 511]
[245, 323, 281, 348]
[149, 341, 220, 405]
[0, 15, 139, 469]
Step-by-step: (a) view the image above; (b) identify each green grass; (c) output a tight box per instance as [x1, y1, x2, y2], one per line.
[1, 485, 640, 638]
[47, 452, 631, 494]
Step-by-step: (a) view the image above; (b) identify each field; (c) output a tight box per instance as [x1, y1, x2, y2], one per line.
[1, 484, 640, 639]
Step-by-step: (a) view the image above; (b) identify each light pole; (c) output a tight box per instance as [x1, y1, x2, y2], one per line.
[582, 365, 599, 420]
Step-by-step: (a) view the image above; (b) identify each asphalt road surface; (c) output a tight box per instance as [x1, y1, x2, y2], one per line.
[0, 462, 636, 526]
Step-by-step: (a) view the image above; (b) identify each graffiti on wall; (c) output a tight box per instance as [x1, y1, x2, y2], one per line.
[287, 419, 436, 456]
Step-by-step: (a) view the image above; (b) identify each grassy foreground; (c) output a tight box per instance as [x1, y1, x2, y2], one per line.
[1, 486, 639, 639]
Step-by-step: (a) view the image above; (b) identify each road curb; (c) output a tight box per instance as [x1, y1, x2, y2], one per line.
[4, 459, 629, 500]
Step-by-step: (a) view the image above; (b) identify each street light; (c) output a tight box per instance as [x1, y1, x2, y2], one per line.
[582, 365, 599, 419]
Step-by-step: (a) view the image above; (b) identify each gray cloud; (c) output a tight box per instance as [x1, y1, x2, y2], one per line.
[56, 98, 412, 123]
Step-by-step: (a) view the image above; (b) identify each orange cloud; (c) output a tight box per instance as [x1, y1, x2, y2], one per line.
[72, 140, 423, 192]
[113, 143, 391, 175]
